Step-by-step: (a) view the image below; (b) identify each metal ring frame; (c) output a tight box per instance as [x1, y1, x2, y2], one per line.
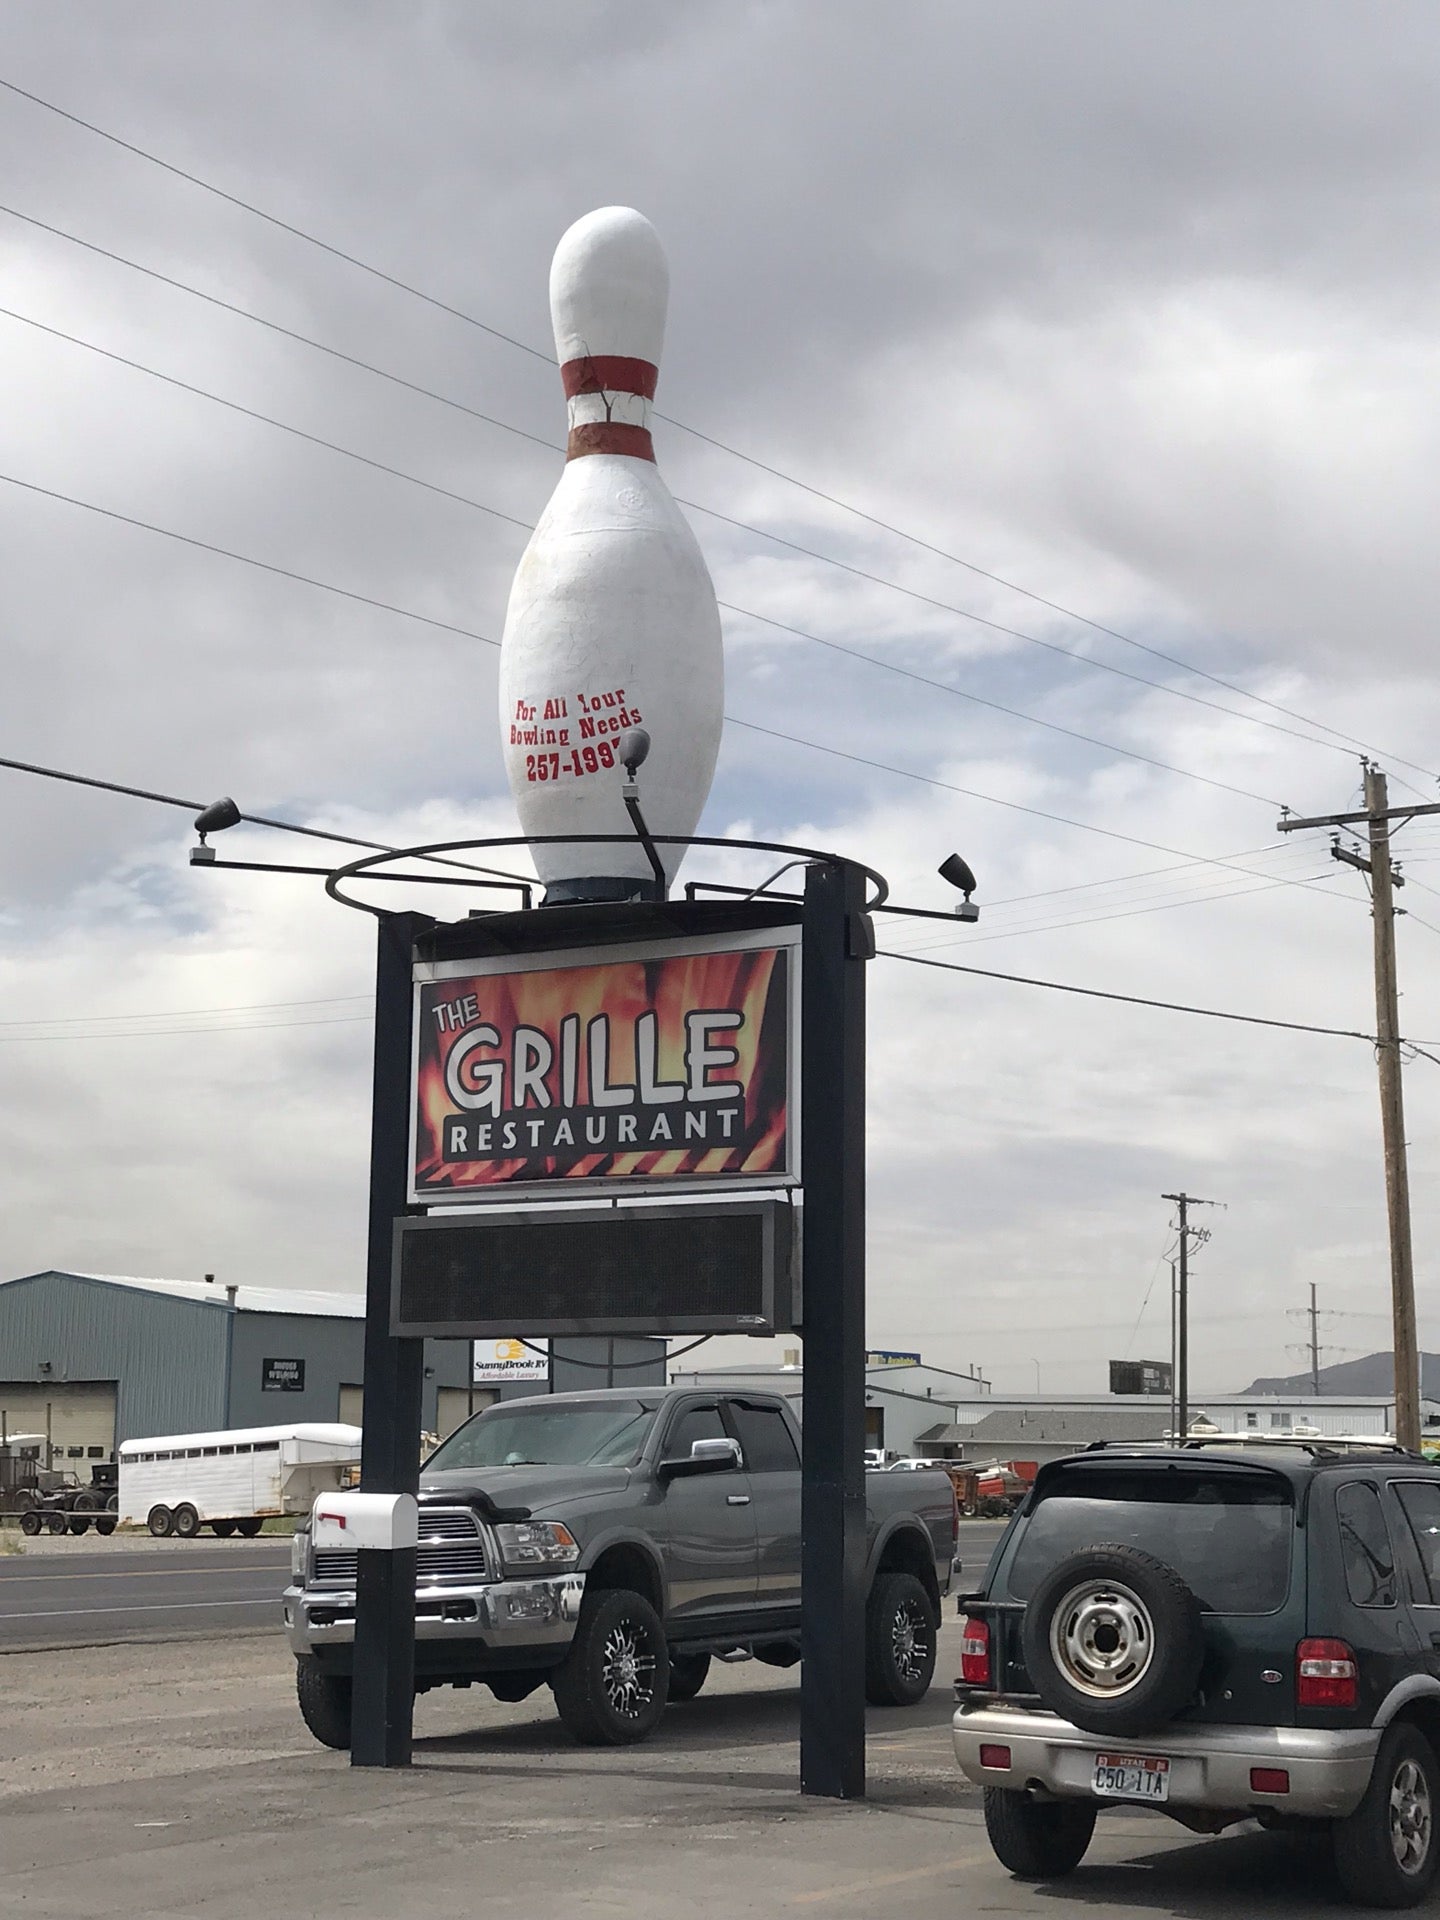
[320, 831, 890, 920]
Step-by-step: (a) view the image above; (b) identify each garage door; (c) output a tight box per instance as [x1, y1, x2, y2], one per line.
[0, 1382, 117, 1465]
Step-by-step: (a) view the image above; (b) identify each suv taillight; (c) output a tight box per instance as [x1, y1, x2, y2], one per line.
[960, 1616, 992, 1686]
[1297, 1637, 1357, 1709]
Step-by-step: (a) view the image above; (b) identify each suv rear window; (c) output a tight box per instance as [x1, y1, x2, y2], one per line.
[1006, 1465, 1293, 1614]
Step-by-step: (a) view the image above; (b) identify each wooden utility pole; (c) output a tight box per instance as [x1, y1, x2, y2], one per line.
[1161, 1193, 1218, 1438]
[1278, 765, 1428, 1450]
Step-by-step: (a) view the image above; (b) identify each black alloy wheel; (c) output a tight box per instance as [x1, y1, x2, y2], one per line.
[865, 1571, 938, 1706]
[551, 1587, 670, 1746]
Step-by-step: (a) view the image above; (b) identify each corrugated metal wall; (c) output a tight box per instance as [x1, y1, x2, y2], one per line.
[0, 1273, 227, 1443]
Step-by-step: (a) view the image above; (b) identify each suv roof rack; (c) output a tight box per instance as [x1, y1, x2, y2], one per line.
[1079, 1435, 1417, 1461]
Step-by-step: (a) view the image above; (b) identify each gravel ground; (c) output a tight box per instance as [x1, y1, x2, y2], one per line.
[0, 1619, 1365, 1920]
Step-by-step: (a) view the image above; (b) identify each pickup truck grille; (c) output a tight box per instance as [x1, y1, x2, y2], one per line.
[310, 1507, 488, 1587]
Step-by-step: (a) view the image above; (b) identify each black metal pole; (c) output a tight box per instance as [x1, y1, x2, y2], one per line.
[351, 909, 430, 1769]
[800, 859, 868, 1799]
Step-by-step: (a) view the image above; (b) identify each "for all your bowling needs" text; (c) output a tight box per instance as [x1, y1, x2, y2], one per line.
[510, 688, 645, 781]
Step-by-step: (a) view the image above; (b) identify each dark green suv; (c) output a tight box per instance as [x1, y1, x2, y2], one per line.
[952, 1441, 1440, 1908]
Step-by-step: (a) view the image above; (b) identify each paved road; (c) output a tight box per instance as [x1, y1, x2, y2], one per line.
[0, 1518, 1006, 1653]
[0, 1540, 291, 1650]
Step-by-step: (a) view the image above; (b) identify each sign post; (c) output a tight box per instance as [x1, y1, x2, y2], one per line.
[800, 859, 869, 1799]
[351, 909, 430, 1770]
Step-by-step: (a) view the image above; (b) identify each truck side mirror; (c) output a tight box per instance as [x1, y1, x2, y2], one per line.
[658, 1437, 742, 1481]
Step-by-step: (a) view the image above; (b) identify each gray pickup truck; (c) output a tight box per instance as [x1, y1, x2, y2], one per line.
[285, 1385, 956, 1748]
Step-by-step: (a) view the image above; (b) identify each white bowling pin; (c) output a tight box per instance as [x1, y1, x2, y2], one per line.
[498, 207, 724, 901]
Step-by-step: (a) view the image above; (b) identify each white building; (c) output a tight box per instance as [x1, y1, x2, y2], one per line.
[668, 1351, 991, 1458]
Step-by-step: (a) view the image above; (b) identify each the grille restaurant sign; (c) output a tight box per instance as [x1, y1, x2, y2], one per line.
[411, 928, 797, 1202]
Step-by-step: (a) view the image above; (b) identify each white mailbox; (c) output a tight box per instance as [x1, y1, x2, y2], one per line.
[312, 1491, 418, 1552]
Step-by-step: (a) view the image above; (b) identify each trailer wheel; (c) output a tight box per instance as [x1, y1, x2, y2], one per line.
[210, 1519, 237, 1537]
[67, 1515, 90, 1535]
[20, 1509, 41, 1536]
[172, 1505, 201, 1539]
[235, 1517, 264, 1537]
[95, 1516, 117, 1536]
[147, 1505, 174, 1537]
[46, 1511, 67, 1534]
[296, 1657, 351, 1750]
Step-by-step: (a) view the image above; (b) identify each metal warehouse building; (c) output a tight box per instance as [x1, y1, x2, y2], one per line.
[0, 1270, 665, 1465]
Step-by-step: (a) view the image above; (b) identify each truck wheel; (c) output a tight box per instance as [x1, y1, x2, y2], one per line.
[1022, 1544, 1203, 1738]
[20, 1509, 41, 1536]
[865, 1571, 938, 1705]
[984, 1787, 1096, 1878]
[551, 1588, 669, 1746]
[172, 1504, 201, 1539]
[1332, 1721, 1440, 1908]
[236, 1517, 263, 1537]
[296, 1657, 351, 1751]
[210, 1520, 237, 1538]
[668, 1652, 711, 1701]
[147, 1506, 174, 1537]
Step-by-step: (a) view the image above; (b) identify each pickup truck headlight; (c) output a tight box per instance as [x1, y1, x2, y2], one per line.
[495, 1521, 579, 1573]
[291, 1528, 309, 1582]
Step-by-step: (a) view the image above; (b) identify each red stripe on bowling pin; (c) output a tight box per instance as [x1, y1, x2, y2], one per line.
[561, 355, 658, 400]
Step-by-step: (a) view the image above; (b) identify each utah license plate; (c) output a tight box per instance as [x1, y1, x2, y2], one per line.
[1092, 1753, 1171, 1802]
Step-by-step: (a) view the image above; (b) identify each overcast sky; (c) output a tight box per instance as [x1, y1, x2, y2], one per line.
[1, 2, 1438, 1397]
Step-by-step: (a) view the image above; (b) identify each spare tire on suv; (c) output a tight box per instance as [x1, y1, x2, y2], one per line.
[1022, 1543, 1203, 1738]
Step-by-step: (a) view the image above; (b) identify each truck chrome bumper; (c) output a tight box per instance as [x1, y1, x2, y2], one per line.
[953, 1702, 1379, 1820]
[282, 1573, 586, 1656]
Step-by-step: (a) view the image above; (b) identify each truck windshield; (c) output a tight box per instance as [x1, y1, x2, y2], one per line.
[1006, 1466, 1294, 1614]
[426, 1402, 656, 1471]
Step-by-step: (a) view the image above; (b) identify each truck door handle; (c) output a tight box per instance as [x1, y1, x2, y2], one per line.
[727, 1494, 750, 1506]
[1429, 1633, 1440, 1649]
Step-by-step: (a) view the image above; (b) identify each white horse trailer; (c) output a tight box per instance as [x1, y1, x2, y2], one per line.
[118, 1423, 362, 1538]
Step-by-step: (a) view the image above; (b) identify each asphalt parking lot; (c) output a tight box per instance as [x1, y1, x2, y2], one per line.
[0, 1611, 1373, 1920]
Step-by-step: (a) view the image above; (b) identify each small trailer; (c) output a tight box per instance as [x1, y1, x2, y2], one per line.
[118, 1423, 362, 1538]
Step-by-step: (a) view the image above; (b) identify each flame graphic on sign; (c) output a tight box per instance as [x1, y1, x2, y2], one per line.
[413, 945, 789, 1192]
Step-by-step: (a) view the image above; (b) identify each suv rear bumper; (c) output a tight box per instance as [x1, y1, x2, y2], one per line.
[953, 1702, 1378, 1820]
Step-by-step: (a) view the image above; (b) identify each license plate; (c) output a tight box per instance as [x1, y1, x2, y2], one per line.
[1092, 1753, 1171, 1802]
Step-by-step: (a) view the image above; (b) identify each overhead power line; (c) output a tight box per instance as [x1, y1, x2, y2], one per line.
[0, 196, 1423, 783]
[888, 868, 1342, 954]
[0, 748, 528, 886]
[877, 948, 1378, 1042]
[0, 300, 1279, 809]
[0, 469, 1354, 898]
[3, 73, 1433, 786]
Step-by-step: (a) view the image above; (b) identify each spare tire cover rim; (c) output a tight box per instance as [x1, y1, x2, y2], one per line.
[1049, 1579, 1155, 1697]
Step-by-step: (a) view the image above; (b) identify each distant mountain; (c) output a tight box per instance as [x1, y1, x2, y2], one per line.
[1243, 1352, 1440, 1398]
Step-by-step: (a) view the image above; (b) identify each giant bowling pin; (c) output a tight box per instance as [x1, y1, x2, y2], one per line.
[498, 207, 724, 901]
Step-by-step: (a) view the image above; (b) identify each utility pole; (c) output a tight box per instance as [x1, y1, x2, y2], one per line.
[1278, 764, 1431, 1450]
[1309, 1282, 1321, 1397]
[1162, 1193, 1218, 1438]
